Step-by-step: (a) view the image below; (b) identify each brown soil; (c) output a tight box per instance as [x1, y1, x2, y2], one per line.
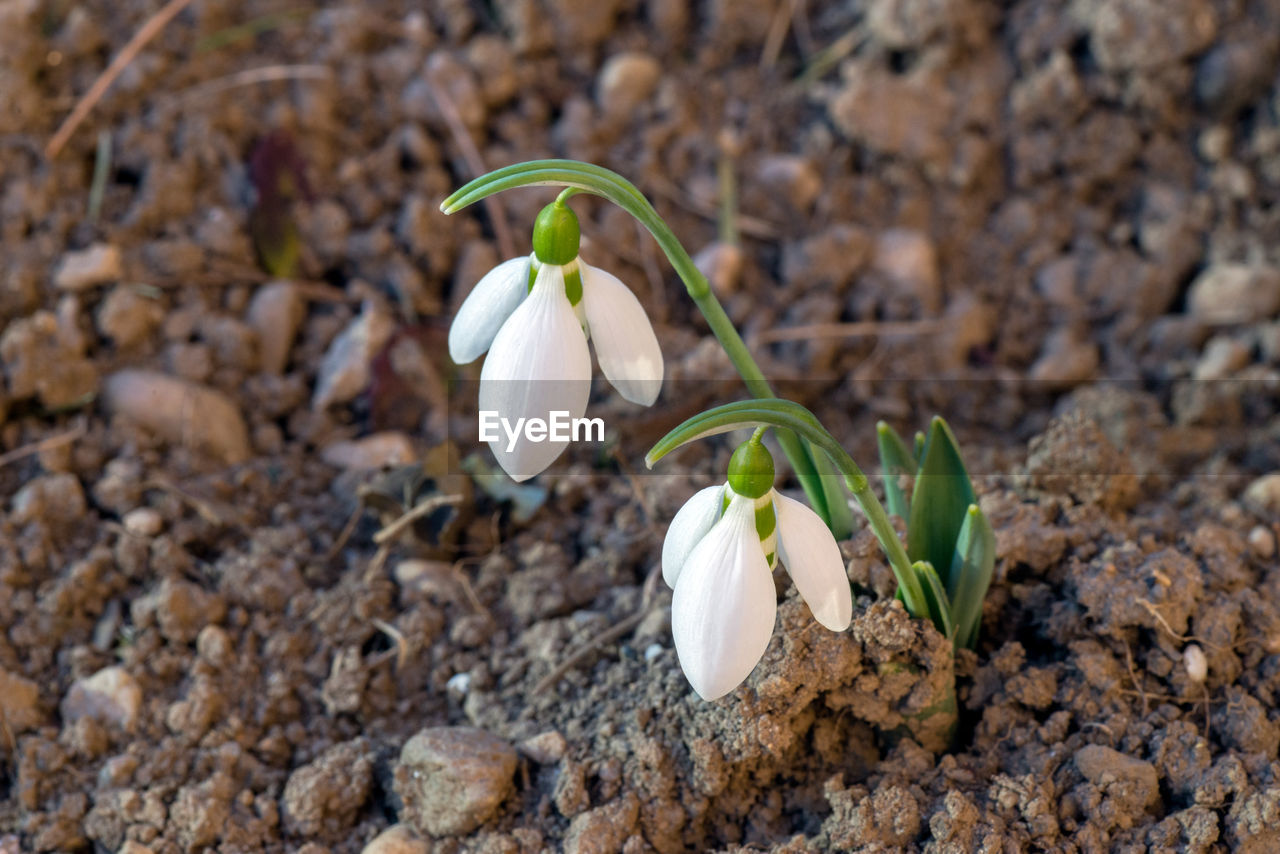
[3, 1, 1280, 852]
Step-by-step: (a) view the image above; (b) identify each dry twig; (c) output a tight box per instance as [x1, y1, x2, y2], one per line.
[0, 424, 86, 470]
[163, 64, 333, 108]
[46, 0, 199, 159]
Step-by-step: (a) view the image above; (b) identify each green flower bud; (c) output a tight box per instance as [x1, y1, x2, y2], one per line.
[532, 201, 580, 266]
[727, 436, 774, 499]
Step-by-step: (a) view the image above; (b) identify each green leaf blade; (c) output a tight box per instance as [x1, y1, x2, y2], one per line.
[913, 560, 954, 641]
[947, 503, 996, 650]
[876, 421, 916, 520]
[906, 417, 976, 590]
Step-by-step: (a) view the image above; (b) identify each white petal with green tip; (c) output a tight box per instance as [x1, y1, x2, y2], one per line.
[478, 263, 590, 481]
[661, 484, 725, 588]
[774, 490, 852, 631]
[671, 493, 777, 701]
[448, 255, 533, 365]
[580, 261, 664, 405]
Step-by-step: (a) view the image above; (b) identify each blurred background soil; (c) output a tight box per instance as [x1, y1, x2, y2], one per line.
[1, 0, 1280, 851]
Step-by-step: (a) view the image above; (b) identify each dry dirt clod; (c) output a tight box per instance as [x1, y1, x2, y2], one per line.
[53, 243, 124, 291]
[1247, 525, 1276, 558]
[10, 472, 87, 527]
[1029, 327, 1101, 390]
[282, 739, 375, 837]
[1075, 744, 1161, 810]
[394, 726, 518, 837]
[96, 284, 164, 349]
[62, 666, 142, 732]
[0, 668, 41, 733]
[101, 369, 251, 464]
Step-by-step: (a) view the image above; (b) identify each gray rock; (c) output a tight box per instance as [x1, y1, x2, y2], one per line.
[53, 243, 123, 291]
[62, 666, 142, 732]
[395, 726, 518, 837]
[1187, 264, 1280, 324]
[1081, 0, 1216, 72]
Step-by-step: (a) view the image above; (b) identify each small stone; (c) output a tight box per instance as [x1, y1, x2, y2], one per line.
[1075, 744, 1160, 809]
[693, 242, 744, 296]
[312, 301, 396, 410]
[11, 473, 86, 527]
[597, 51, 662, 114]
[1085, 0, 1216, 73]
[757, 155, 822, 212]
[1248, 525, 1276, 559]
[246, 282, 305, 375]
[1184, 644, 1208, 683]
[518, 730, 567, 764]
[644, 643, 663, 661]
[1029, 328, 1100, 390]
[62, 666, 142, 732]
[1244, 474, 1280, 516]
[395, 727, 518, 837]
[871, 229, 941, 313]
[1193, 334, 1251, 380]
[96, 285, 164, 349]
[394, 559, 462, 600]
[122, 508, 163, 537]
[1187, 264, 1280, 324]
[102, 369, 251, 464]
[0, 668, 41, 732]
[446, 672, 471, 697]
[320, 432, 417, 470]
[53, 243, 123, 290]
[0, 310, 99, 409]
[361, 825, 430, 854]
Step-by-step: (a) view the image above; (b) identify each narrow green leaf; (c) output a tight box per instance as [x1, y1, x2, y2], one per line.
[947, 504, 996, 650]
[876, 421, 916, 520]
[811, 440, 853, 539]
[913, 430, 926, 462]
[906, 417, 976, 590]
[913, 560, 954, 641]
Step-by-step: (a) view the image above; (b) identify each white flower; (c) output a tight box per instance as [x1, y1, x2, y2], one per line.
[449, 253, 663, 481]
[662, 484, 852, 700]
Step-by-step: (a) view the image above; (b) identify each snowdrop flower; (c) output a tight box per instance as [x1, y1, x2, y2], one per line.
[449, 201, 664, 481]
[662, 436, 852, 700]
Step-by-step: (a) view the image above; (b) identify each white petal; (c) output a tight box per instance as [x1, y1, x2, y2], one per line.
[478, 264, 591, 481]
[774, 491, 852, 631]
[580, 262, 664, 405]
[672, 494, 777, 700]
[661, 484, 725, 589]
[448, 255, 532, 364]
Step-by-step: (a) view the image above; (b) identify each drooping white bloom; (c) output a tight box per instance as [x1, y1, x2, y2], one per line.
[449, 254, 663, 481]
[663, 484, 852, 700]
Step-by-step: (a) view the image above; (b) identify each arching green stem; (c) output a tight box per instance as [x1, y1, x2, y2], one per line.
[442, 160, 852, 536]
[646, 399, 928, 615]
